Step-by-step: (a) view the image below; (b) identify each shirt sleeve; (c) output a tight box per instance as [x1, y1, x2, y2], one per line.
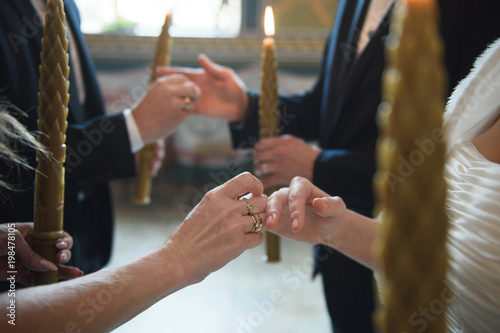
[123, 108, 144, 153]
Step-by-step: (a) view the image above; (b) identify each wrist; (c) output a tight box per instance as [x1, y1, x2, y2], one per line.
[157, 238, 204, 290]
[130, 107, 149, 143]
[321, 207, 350, 250]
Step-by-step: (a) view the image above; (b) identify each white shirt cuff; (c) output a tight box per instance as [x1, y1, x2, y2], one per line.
[123, 109, 144, 153]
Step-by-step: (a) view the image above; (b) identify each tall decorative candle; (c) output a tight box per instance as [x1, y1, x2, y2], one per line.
[133, 12, 172, 205]
[259, 6, 280, 262]
[374, 0, 449, 331]
[32, 0, 70, 286]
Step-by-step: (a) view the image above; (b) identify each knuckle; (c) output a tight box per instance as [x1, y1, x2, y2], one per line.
[204, 190, 218, 202]
[288, 191, 301, 202]
[291, 176, 305, 185]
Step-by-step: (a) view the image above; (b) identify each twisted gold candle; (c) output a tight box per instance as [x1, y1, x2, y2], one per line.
[32, 0, 70, 286]
[133, 12, 172, 205]
[374, 0, 449, 331]
[259, 6, 280, 262]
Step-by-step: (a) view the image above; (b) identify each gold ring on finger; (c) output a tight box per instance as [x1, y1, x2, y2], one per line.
[247, 213, 263, 233]
[245, 198, 253, 215]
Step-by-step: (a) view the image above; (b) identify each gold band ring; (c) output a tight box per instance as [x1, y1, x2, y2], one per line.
[248, 213, 263, 233]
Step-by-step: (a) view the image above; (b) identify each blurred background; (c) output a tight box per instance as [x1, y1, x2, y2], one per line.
[75, 1, 338, 331]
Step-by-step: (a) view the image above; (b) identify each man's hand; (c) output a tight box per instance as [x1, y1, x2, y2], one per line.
[253, 135, 321, 188]
[157, 54, 249, 122]
[132, 75, 200, 144]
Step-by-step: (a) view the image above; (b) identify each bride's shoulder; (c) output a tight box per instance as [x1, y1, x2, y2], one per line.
[444, 38, 500, 147]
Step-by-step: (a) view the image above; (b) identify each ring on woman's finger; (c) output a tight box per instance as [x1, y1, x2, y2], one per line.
[247, 213, 263, 234]
[181, 96, 194, 111]
[244, 198, 253, 215]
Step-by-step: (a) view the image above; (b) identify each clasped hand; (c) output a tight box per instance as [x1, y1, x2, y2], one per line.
[161, 174, 346, 284]
[0, 223, 82, 286]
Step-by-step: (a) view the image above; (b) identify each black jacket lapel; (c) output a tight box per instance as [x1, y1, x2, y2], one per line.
[320, 0, 370, 144]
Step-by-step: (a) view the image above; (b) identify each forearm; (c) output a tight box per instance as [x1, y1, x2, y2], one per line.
[323, 210, 379, 270]
[0, 246, 189, 333]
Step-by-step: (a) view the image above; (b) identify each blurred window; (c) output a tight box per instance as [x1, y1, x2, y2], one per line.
[74, 0, 242, 37]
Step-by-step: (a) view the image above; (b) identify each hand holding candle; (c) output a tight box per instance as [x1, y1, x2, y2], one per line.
[259, 6, 280, 262]
[133, 12, 172, 205]
[32, 0, 70, 286]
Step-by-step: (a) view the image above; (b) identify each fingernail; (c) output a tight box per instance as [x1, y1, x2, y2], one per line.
[291, 218, 299, 231]
[59, 252, 68, 263]
[266, 215, 273, 225]
[56, 241, 68, 250]
[41, 260, 58, 271]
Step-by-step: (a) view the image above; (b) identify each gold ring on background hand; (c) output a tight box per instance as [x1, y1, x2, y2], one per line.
[261, 162, 269, 175]
[181, 96, 194, 111]
[247, 213, 263, 233]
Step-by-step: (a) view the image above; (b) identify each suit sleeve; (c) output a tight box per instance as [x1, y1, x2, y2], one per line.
[313, 150, 375, 215]
[65, 113, 136, 182]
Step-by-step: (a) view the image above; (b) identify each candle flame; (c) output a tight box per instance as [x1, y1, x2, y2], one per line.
[264, 6, 275, 37]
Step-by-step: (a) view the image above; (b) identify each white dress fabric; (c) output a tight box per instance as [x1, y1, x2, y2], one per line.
[444, 142, 500, 332]
[443, 38, 500, 332]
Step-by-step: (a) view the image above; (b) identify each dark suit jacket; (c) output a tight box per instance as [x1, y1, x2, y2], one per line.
[231, 0, 500, 331]
[0, 0, 136, 273]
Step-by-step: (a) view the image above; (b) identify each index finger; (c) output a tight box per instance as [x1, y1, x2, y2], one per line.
[265, 188, 289, 230]
[219, 172, 264, 199]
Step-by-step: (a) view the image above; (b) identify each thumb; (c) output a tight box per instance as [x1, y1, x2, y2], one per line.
[312, 196, 346, 218]
[198, 54, 226, 80]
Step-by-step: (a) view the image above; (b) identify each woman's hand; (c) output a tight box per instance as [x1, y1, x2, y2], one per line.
[265, 177, 348, 246]
[0, 223, 83, 286]
[164, 172, 266, 284]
